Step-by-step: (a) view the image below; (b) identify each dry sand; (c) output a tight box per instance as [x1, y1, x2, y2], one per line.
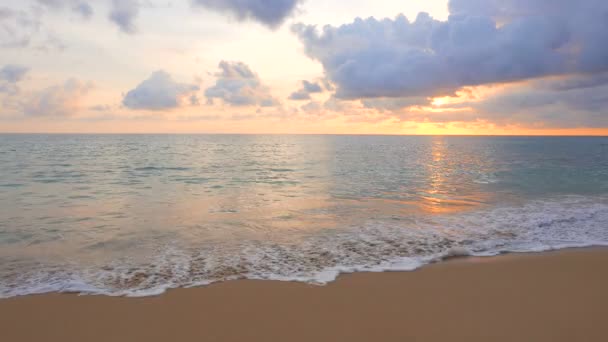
[1, 248, 607, 342]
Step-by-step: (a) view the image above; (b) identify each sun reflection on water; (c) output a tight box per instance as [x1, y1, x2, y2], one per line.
[419, 137, 493, 214]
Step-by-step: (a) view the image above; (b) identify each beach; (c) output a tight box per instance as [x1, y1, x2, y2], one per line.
[1, 248, 607, 342]
[2, 0, 608, 339]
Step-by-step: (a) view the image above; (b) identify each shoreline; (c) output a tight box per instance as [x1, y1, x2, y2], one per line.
[2, 248, 608, 341]
[3, 244, 607, 299]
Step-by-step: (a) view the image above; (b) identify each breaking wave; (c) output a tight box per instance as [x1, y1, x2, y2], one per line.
[1, 195, 607, 298]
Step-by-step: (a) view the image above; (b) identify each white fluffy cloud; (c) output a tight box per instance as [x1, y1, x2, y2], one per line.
[205, 61, 278, 107]
[123, 70, 200, 110]
[293, 0, 608, 99]
[291, 0, 608, 127]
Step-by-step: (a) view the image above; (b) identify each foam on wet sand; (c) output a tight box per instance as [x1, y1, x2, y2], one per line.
[1, 248, 607, 342]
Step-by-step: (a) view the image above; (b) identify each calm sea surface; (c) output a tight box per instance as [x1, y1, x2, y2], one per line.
[1, 134, 607, 297]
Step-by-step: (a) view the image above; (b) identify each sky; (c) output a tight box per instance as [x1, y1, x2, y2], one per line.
[0, 0, 607, 135]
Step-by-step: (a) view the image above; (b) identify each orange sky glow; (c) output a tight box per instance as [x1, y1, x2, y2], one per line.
[0, 1, 606, 136]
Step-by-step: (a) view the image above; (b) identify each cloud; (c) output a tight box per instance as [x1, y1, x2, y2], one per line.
[36, 0, 94, 19]
[293, 0, 608, 100]
[301, 100, 321, 112]
[72, 2, 93, 19]
[298, 97, 358, 117]
[205, 61, 278, 107]
[36, 0, 64, 8]
[89, 104, 112, 112]
[123, 70, 200, 110]
[0, 65, 29, 83]
[0, 64, 29, 95]
[23, 78, 93, 117]
[0, 6, 67, 51]
[539, 73, 608, 92]
[192, 0, 302, 28]
[288, 80, 322, 100]
[465, 74, 608, 127]
[361, 97, 431, 111]
[0, 7, 42, 48]
[109, 0, 139, 33]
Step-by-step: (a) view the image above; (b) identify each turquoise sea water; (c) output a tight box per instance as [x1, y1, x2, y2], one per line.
[0, 134, 607, 297]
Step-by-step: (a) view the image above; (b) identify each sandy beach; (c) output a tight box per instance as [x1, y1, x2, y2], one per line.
[1, 248, 607, 342]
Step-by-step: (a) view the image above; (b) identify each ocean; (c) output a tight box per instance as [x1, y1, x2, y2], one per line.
[0, 134, 607, 297]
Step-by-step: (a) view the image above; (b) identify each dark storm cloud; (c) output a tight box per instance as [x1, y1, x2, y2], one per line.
[293, 0, 608, 100]
[288, 80, 322, 100]
[123, 71, 200, 110]
[109, 0, 139, 33]
[205, 61, 278, 107]
[192, 0, 302, 28]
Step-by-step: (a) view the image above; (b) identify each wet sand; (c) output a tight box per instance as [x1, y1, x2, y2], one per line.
[1, 248, 607, 342]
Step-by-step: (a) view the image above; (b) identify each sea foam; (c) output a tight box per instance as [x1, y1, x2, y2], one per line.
[1, 195, 607, 298]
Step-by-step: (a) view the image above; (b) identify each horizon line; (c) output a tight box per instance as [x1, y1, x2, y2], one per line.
[1, 132, 607, 137]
